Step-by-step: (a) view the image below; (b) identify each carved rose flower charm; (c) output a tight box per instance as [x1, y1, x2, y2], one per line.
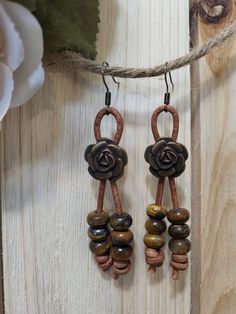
[144, 137, 188, 178]
[85, 138, 128, 182]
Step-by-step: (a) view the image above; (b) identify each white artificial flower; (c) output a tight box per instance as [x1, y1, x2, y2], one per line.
[0, 0, 44, 121]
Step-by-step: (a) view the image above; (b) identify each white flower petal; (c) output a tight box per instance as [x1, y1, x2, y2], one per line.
[10, 63, 44, 108]
[3, 1, 43, 78]
[0, 62, 13, 120]
[0, 4, 24, 71]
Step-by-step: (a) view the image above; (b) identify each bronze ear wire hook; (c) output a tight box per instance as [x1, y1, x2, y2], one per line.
[164, 62, 174, 109]
[102, 61, 120, 108]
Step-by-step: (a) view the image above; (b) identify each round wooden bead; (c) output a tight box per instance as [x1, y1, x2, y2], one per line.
[145, 219, 166, 234]
[168, 224, 190, 239]
[87, 210, 110, 227]
[167, 208, 190, 224]
[111, 245, 133, 261]
[111, 230, 133, 246]
[110, 212, 132, 231]
[168, 239, 191, 255]
[89, 240, 111, 256]
[88, 227, 109, 242]
[143, 233, 165, 249]
[146, 204, 167, 219]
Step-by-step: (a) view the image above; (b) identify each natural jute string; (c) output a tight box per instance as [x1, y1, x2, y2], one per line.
[50, 19, 236, 78]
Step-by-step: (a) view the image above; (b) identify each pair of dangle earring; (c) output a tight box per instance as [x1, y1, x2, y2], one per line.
[144, 71, 191, 279]
[85, 65, 191, 280]
[84, 67, 133, 279]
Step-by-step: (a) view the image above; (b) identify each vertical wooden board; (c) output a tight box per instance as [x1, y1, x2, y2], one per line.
[1, 1, 191, 313]
[195, 3, 236, 314]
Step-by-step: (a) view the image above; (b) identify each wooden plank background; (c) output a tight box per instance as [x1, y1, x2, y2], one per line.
[0, 1, 191, 313]
[1, 0, 236, 313]
[195, 2, 236, 313]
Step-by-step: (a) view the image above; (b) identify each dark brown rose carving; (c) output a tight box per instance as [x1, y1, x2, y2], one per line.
[85, 138, 128, 182]
[144, 137, 188, 178]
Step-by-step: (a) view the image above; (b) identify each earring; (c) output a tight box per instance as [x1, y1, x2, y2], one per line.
[85, 66, 133, 279]
[144, 67, 191, 279]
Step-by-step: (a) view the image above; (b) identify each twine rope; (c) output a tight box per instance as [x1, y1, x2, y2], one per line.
[51, 19, 236, 78]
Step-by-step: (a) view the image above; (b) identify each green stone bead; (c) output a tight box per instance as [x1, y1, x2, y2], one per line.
[143, 233, 165, 249]
[110, 212, 132, 231]
[88, 227, 109, 242]
[167, 208, 190, 224]
[145, 219, 166, 234]
[146, 204, 167, 219]
[168, 239, 191, 255]
[87, 210, 110, 227]
[111, 230, 133, 246]
[89, 240, 111, 256]
[168, 224, 190, 239]
[111, 245, 133, 261]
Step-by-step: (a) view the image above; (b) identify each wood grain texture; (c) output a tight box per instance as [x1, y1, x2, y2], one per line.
[189, 2, 201, 313]
[0, 1, 191, 313]
[195, 1, 236, 313]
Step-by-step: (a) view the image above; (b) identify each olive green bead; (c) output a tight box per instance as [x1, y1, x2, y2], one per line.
[143, 233, 165, 249]
[87, 210, 110, 227]
[89, 240, 111, 256]
[111, 245, 133, 261]
[168, 239, 191, 255]
[168, 224, 190, 239]
[88, 227, 109, 242]
[145, 219, 166, 234]
[110, 212, 132, 231]
[146, 204, 167, 219]
[167, 208, 190, 224]
[111, 230, 133, 246]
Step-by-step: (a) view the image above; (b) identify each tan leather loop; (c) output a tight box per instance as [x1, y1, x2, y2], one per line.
[151, 104, 179, 142]
[94, 107, 124, 145]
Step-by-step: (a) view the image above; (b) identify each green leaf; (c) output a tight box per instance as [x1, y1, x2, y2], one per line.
[14, 0, 100, 59]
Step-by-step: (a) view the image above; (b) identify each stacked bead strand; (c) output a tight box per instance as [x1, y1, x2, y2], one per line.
[110, 182, 133, 279]
[143, 178, 167, 272]
[167, 178, 191, 280]
[87, 180, 113, 271]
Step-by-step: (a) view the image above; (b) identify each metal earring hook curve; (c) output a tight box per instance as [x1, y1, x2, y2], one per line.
[164, 63, 169, 94]
[102, 61, 120, 108]
[164, 62, 174, 107]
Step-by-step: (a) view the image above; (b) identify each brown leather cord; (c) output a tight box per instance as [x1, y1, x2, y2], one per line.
[168, 177, 180, 209]
[148, 104, 189, 279]
[94, 180, 113, 273]
[171, 254, 189, 280]
[150, 105, 180, 210]
[96, 180, 107, 213]
[145, 248, 165, 273]
[151, 107, 187, 280]
[155, 177, 165, 205]
[151, 104, 179, 142]
[93, 106, 130, 278]
[145, 105, 181, 272]
[96, 180, 123, 214]
[110, 182, 123, 214]
[112, 260, 131, 279]
[95, 107, 124, 214]
[95, 255, 113, 272]
[94, 107, 124, 145]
